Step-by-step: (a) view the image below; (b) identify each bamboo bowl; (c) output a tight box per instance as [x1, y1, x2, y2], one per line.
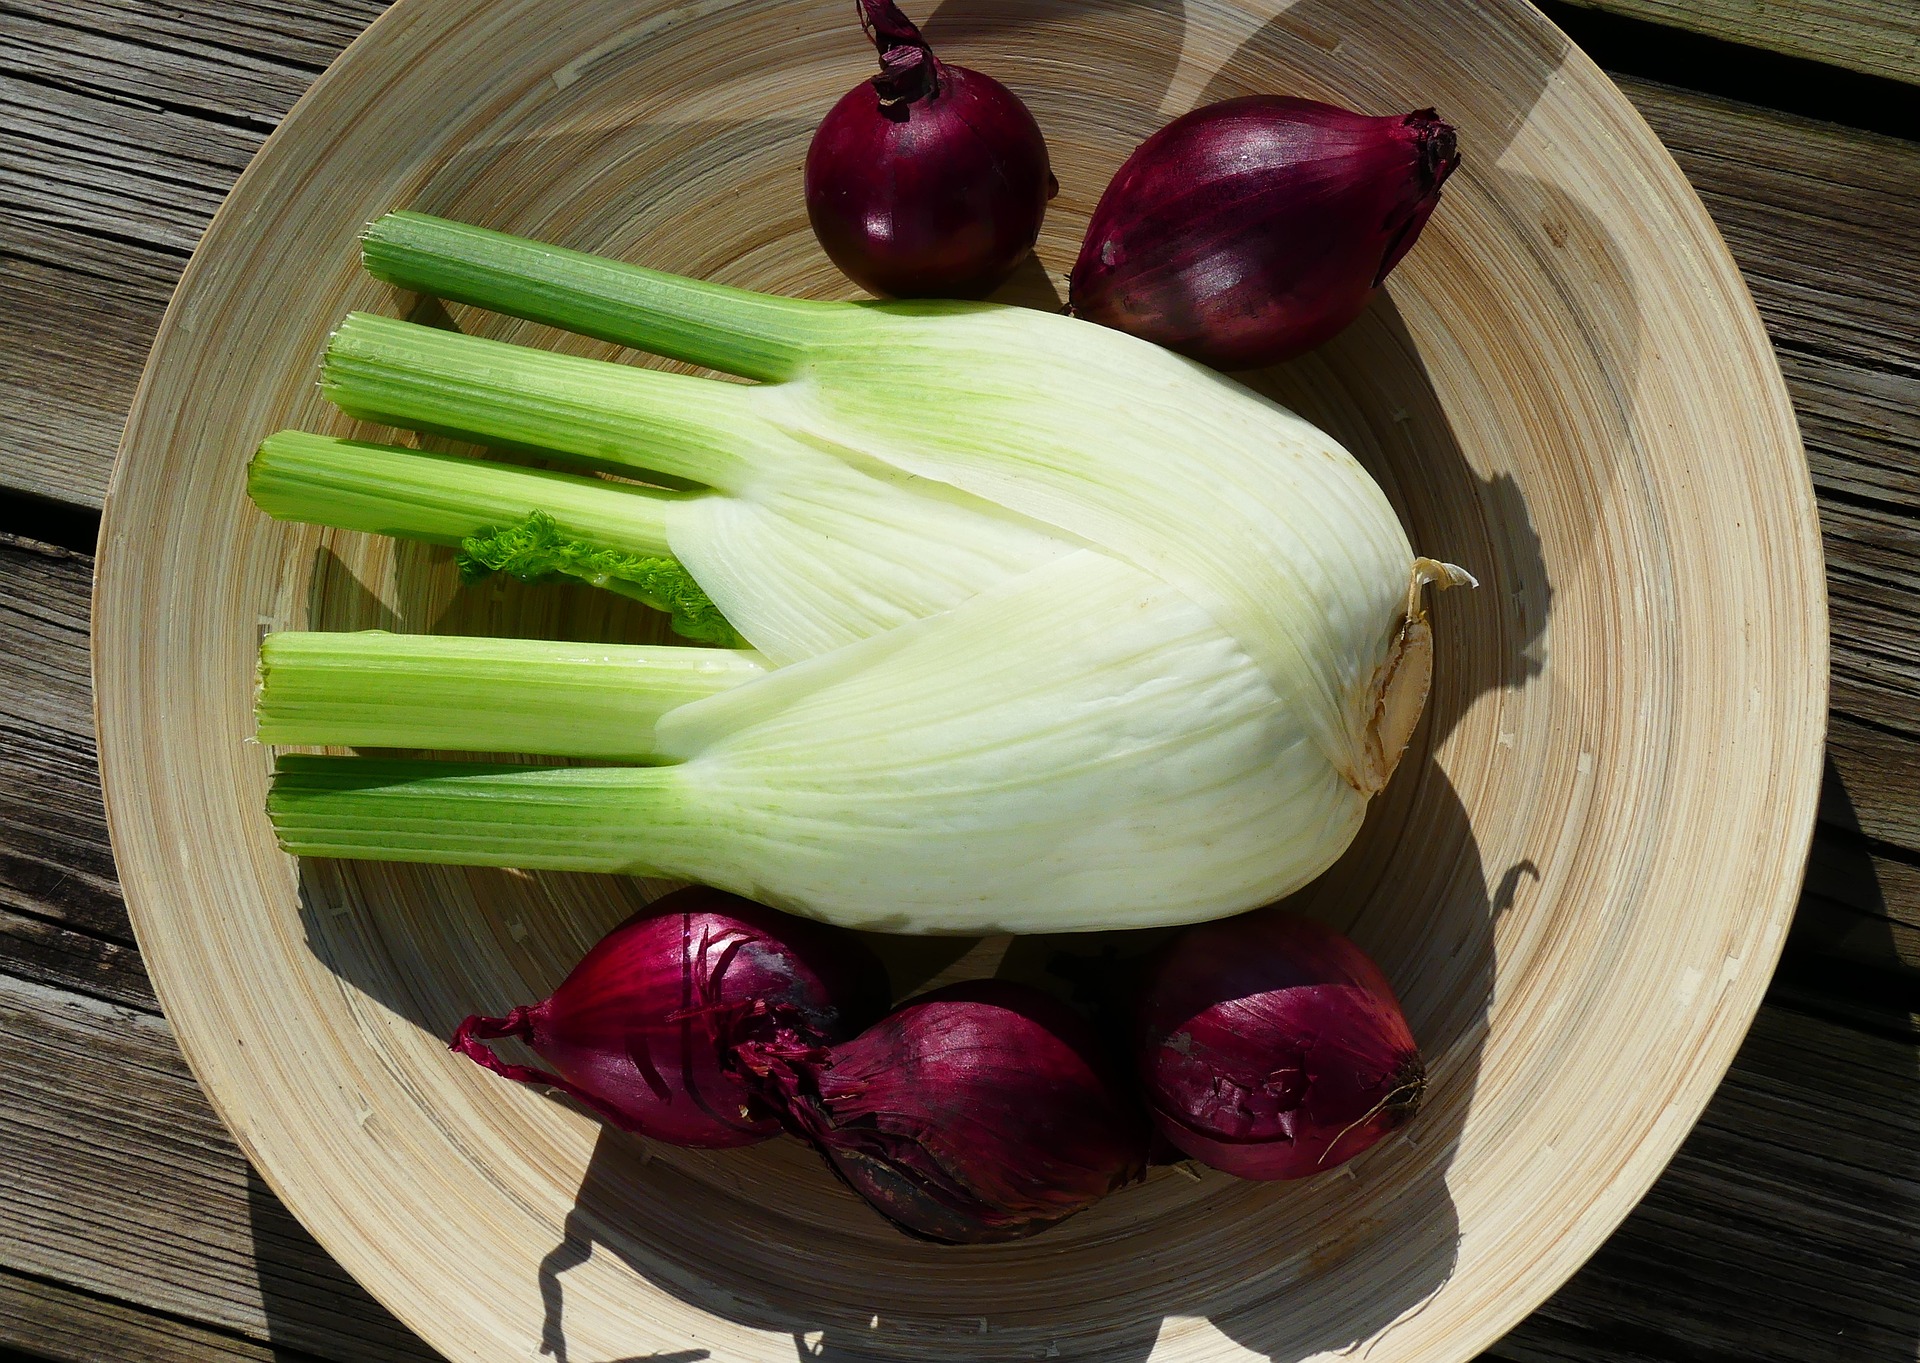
[94, 0, 1826, 1360]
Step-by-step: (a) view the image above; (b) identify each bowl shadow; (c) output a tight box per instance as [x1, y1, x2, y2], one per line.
[288, 346, 1530, 1354]
[512, 752, 1520, 1363]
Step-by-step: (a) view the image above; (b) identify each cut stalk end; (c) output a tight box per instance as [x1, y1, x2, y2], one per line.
[1352, 558, 1477, 794]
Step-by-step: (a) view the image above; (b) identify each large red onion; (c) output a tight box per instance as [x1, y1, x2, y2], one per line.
[451, 887, 888, 1148]
[1069, 97, 1459, 368]
[1136, 907, 1424, 1179]
[742, 980, 1147, 1243]
[805, 0, 1056, 298]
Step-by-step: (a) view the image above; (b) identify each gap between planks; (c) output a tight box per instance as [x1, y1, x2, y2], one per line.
[1554, 0, 1918, 87]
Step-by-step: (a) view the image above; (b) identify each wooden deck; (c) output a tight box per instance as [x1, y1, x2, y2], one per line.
[1, 2, 1914, 1358]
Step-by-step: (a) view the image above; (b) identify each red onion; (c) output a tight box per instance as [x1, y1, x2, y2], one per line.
[805, 0, 1056, 298]
[1136, 907, 1424, 1179]
[1069, 97, 1460, 368]
[451, 887, 887, 1148]
[741, 980, 1147, 1243]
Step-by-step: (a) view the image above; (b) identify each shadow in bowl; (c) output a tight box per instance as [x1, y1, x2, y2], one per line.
[922, 0, 1189, 163]
[284, 268, 1534, 1356]
[266, 5, 1671, 1353]
[517, 756, 1522, 1363]
[1206, 0, 1646, 600]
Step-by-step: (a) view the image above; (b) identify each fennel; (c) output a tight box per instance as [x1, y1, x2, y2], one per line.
[253, 211, 1468, 934]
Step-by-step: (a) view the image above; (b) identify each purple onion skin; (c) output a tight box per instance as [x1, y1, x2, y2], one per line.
[1137, 907, 1424, 1180]
[1069, 97, 1460, 368]
[805, 0, 1056, 299]
[451, 887, 888, 1148]
[745, 980, 1148, 1243]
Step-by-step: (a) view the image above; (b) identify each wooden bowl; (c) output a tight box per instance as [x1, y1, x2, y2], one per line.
[93, 0, 1826, 1359]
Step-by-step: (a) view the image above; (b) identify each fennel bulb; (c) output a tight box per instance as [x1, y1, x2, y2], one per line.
[255, 212, 1469, 934]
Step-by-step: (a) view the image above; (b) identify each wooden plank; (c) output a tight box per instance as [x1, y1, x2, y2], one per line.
[1489, 1004, 1920, 1363]
[1559, 0, 1920, 86]
[1774, 831, 1920, 1038]
[0, 3, 339, 127]
[0, 1267, 304, 1363]
[0, 537, 126, 943]
[0, 904, 153, 1012]
[8, 0, 385, 74]
[0, 968, 440, 1363]
[0, 0, 364, 507]
[0, 535, 92, 738]
[1625, 81, 1920, 369]
[1827, 713, 1920, 856]
[1796, 832, 1920, 949]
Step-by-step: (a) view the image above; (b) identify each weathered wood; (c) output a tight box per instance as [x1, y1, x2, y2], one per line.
[0, 968, 439, 1363]
[1491, 1003, 1920, 1363]
[1828, 713, 1920, 855]
[0, 535, 92, 736]
[0, 537, 126, 942]
[0, 904, 153, 1011]
[1, 2, 345, 126]
[1632, 83, 1920, 369]
[0, 539, 434, 1358]
[1797, 831, 1920, 947]
[8, 0, 386, 74]
[1560, 0, 1920, 86]
[0, 1266, 310, 1363]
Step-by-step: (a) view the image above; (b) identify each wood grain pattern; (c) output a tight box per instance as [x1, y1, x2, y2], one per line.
[87, 3, 1825, 1362]
[0, 1268, 291, 1363]
[1496, 1004, 1920, 1363]
[0, 966, 438, 1363]
[0, 537, 125, 943]
[0, 0, 386, 507]
[1560, 0, 1920, 84]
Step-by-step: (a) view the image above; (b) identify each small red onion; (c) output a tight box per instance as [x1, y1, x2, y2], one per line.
[741, 980, 1147, 1243]
[805, 0, 1056, 298]
[451, 887, 888, 1148]
[1069, 97, 1460, 368]
[1136, 907, 1424, 1179]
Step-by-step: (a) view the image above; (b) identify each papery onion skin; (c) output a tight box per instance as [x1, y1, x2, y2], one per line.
[743, 980, 1148, 1243]
[805, 0, 1056, 299]
[1069, 97, 1459, 368]
[1137, 907, 1424, 1180]
[451, 886, 888, 1147]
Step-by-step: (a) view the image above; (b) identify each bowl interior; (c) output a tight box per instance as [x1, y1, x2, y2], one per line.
[94, 1, 1823, 1361]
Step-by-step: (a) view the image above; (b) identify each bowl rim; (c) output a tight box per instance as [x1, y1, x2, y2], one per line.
[91, 0, 1829, 1358]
